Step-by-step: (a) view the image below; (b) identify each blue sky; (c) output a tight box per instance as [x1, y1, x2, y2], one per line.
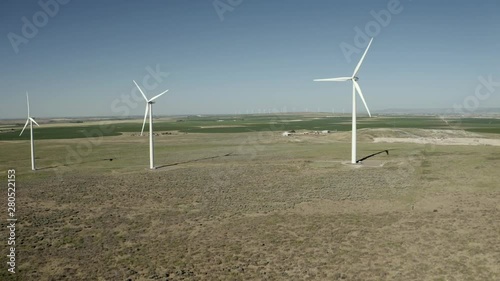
[1, 0, 499, 118]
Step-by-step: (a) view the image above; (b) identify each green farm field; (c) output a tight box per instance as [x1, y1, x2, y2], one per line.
[1, 114, 499, 280]
[1, 114, 500, 140]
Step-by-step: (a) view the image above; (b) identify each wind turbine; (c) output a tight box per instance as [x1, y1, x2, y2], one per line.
[314, 37, 374, 164]
[133, 80, 169, 169]
[19, 92, 40, 171]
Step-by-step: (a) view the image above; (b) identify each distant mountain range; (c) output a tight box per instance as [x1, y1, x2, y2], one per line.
[2, 108, 500, 122]
[373, 108, 500, 116]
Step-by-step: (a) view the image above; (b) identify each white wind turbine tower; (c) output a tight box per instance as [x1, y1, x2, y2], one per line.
[314, 38, 374, 164]
[133, 80, 169, 169]
[19, 92, 40, 170]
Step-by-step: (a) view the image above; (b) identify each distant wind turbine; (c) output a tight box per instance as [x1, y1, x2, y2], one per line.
[19, 92, 40, 170]
[133, 80, 169, 169]
[314, 37, 374, 164]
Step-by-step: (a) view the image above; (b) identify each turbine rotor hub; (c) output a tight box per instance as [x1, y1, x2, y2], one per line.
[353, 76, 359, 81]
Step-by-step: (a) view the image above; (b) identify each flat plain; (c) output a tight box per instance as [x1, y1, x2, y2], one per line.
[0, 114, 499, 280]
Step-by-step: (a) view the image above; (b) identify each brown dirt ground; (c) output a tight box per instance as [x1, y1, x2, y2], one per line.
[1, 129, 499, 280]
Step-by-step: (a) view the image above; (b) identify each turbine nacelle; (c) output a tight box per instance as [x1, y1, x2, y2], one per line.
[313, 37, 373, 117]
[20, 93, 40, 136]
[133, 80, 169, 137]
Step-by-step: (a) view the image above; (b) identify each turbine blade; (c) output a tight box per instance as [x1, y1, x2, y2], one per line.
[26, 92, 30, 117]
[314, 77, 351, 82]
[30, 118, 40, 127]
[141, 104, 149, 136]
[19, 119, 29, 136]
[133, 80, 149, 102]
[353, 81, 371, 117]
[149, 89, 169, 102]
[352, 37, 374, 77]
